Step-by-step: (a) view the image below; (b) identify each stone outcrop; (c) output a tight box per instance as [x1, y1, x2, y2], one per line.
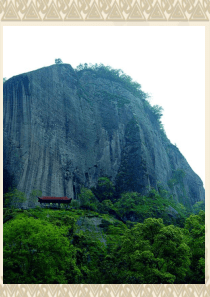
[3, 64, 205, 208]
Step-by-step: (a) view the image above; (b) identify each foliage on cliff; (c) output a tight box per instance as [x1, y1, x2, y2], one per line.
[4, 63, 204, 205]
[3, 181, 205, 284]
[75, 63, 147, 100]
[75, 63, 168, 142]
[3, 63, 205, 284]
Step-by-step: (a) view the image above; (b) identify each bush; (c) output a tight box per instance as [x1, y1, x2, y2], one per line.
[55, 58, 63, 64]
[4, 188, 27, 209]
[79, 187, 98, 211]
[29, 189, 42, 208]
[75, 63, 148, 100]
[92, 177, 116, 203]
[71, 199, 80, 209]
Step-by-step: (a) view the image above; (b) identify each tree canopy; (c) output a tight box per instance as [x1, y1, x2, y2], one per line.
[3, 182, 205, 284]
[55, 58, 63, 64]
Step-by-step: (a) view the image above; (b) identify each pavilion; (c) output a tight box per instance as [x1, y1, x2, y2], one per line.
[38, 196, 72, 208]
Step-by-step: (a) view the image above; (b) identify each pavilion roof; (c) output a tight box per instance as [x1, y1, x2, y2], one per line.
[38, 196, 71, 201]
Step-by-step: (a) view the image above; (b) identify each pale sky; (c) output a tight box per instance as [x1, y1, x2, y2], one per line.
[3, 26, 205, 187]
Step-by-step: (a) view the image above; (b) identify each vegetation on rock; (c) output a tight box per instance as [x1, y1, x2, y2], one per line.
[3, 64, 205, 284]
[3, 180, 205, 284]
[75, 63, 169, 143]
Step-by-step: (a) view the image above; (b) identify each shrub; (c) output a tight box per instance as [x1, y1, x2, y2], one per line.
[55, 58, 63, 64]
[4, 188, 27, 209]
[92, 177, 115, 203]
[79, 187, 98, 211]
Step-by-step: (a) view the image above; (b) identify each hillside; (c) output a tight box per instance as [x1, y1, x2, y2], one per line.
[3, 63, 205, 209]
[3, 63, 205, 284]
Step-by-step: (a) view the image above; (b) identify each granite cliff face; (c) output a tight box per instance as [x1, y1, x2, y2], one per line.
[3, 64, 205, 208]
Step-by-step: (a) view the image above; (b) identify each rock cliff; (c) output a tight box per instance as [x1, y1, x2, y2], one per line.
[3, 64, 205, 208]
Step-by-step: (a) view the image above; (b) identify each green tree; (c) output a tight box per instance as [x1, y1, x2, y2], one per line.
[114, 192, 137, 217]
[3, 77, 7, 84]
[55, 58, 63, 64]
[184, 211, 205, 283]
[153, 224, 191, 283]
[4, 217, 79, 283]
[151, 105, 164, 120]
[29, 189, 42, 208]
[98, 199, 115, 214]
[109, 221, 175, 284]
[114, 218, 192, 284]
[92, 177, 115, 203]
[114, 190, 173, 224]
[79, 187, 98, 211]
[140, 218, 165, 245]
[4, 188, 27, 209]
[192, 201, 205, 214]
[72, 231, 106, 283]
[107, 226, 150, 283]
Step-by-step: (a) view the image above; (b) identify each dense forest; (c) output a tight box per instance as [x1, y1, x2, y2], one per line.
[3, 177, 205, 284]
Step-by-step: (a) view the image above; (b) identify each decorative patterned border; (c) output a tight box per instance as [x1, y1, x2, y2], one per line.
[1, 1, 209, 297]
[0, 281, 210, 296]
[0, 0, 209, 21]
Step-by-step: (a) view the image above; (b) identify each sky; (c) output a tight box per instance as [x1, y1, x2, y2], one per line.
[3, 25, 205, 186]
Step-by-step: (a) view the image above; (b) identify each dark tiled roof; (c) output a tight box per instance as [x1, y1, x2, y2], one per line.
[38, 196, 71, 201]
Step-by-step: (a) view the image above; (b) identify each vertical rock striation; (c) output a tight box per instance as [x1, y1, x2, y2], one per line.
[3, 64, 205, 208]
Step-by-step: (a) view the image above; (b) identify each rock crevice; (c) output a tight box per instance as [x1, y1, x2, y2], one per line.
[3, 64, 205, 208]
